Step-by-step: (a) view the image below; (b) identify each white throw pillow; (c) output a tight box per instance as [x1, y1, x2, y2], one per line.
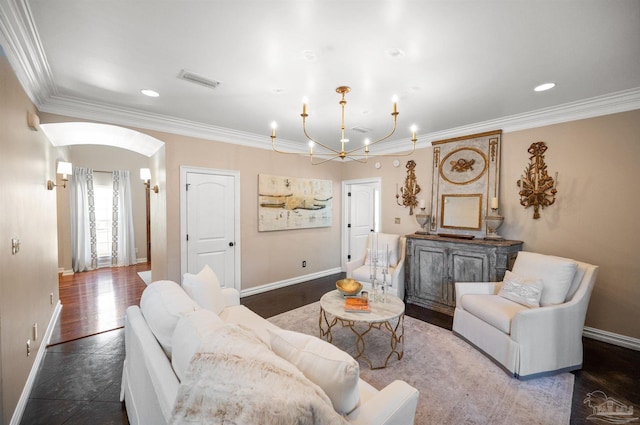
[140, 280, 200, 358]
[269, 329, 360, 415]
[182, 265, 226, 314]
[498, 270, 543, 308]
[171, 309, 225, 381]
[364, 248, 385, 266]
[511, 251, 578, 306]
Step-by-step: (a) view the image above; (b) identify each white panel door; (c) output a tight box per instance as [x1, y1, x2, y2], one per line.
[186, 172, 236, 288]
[348, 183, 377, 262]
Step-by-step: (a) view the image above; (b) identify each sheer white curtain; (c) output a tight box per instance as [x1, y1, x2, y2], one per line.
[111, 170, 137, 267]
[70, 167, 98, 272]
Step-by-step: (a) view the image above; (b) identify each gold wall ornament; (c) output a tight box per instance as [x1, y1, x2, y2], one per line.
[517, 141, 558, 219]
[396, 160, 421, 215]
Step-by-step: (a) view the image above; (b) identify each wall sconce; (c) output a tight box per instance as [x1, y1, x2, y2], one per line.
[395, 160, 421, 215]
[517, 141, 557, 219]
[140, 168, 159, 193]
[47, 161, 72, 190]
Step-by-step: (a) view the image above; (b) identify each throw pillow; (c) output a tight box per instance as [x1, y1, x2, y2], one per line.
[182, 265, 226, 314]
[512, 251, 578, 306]
[269, 328, 360, 415]
[364, 248, 385, 266]
[139, 280, 200, 358]
[171, 309, 225, 381]
[498, 270, 544, 308]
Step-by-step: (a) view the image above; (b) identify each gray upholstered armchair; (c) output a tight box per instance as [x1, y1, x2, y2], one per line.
[346, 233, 407, 299]
[453, 251, 598, 379]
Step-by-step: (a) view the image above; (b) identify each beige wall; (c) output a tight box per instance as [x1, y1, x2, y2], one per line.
[55, 145, 150, 272]
[149, 145, 168, 281]
[0, 55, 60, 423]
[140, 131, 344, 286]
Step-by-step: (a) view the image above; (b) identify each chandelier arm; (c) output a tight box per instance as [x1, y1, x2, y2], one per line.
[302, 123, 341, 155]
[271, 138, 309, 155]
[356, 142, 417, 158]
[309, 155, 344, 166]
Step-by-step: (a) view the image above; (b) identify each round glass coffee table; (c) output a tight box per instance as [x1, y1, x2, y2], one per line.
[319, 290, 405, 369]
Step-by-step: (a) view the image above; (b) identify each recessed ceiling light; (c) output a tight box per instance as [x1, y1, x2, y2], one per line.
[534, 83, 556, 92]
[385, 47, 405, 59]
[140, 89, 160, 97]
[302, 50, 317, 62]
[141, 89, 160, 97]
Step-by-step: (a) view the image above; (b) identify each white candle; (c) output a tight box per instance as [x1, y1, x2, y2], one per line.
[385, 244, 389, 269]
[491, 197, 499, 209]
[419, 199, 425, 209]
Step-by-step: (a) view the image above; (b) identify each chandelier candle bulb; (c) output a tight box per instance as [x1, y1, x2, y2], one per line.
[419, 199, 425, 209]
[491, 197, 499, 209]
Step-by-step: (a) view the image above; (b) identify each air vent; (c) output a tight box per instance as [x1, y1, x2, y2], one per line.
[177, 69, 221, 90]
[351, 126, 373, 134]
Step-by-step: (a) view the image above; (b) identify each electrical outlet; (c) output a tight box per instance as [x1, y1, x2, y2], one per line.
[302, 260, 307, 268]
[395, 217, 401, 224]
[26, 339, 31, 356]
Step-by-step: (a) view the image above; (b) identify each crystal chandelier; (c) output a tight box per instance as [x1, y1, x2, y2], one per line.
[270, 86, 417, 165]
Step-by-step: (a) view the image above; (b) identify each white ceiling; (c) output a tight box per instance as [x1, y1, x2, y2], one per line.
[2, 0, 640, 157]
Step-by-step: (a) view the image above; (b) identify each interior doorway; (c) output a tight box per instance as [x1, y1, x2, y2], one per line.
[341, 178, 381, 269]
[180, 166, 241, 291]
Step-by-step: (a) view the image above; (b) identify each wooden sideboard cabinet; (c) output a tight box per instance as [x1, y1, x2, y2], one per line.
[405, 234, 523, 315]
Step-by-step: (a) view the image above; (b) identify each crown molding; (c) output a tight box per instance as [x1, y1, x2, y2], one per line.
[418, 87, 640, 146]
[0, 0, 57, 105]
[36, 87, 640, 156]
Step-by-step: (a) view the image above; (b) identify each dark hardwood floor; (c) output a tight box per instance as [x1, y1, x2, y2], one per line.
[50, 263, 148, 345]
[19, 266, 640, 424]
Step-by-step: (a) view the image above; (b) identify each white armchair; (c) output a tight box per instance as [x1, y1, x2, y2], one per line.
[452, 251, 598, 379]
[346, 233, 407, 299]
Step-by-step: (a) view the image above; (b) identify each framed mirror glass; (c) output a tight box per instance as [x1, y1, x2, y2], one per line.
[429, 130, 502, 238]
[441, 194, 482, 229]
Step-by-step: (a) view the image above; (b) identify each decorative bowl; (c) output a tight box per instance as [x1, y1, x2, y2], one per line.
[336, 278, 363, 296]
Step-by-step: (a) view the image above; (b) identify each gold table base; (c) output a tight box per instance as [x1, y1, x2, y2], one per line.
[319, 306, 405, 370]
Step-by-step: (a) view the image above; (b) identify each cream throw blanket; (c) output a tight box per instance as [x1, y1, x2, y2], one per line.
[170, 324, 348, 425]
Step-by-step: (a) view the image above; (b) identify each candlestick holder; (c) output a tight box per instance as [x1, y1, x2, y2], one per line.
[415, 207, 430, 234]
[485, 208, 504, 240]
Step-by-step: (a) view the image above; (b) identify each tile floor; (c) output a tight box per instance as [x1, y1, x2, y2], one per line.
[20, 330, 128, 425]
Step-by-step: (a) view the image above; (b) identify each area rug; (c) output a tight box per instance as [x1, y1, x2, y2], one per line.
[137, 270, 151, 285]
[268, 302, 573, 425]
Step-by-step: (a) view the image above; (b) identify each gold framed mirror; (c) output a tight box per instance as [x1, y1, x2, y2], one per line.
[430, 130, 502, 238]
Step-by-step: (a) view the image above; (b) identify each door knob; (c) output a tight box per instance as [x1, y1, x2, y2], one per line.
[229, 242, 234, 247]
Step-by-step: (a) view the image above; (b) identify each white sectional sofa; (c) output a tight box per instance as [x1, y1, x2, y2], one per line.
[121, 271, 419, 425]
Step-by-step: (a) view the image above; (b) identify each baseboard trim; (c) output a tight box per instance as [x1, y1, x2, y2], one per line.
[240, 268, 342, 297]
[10, 301, 62, 425]
[583, 326, 640, 351]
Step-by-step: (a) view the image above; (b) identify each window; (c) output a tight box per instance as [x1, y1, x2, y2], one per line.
[94, 183, 113, 268]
